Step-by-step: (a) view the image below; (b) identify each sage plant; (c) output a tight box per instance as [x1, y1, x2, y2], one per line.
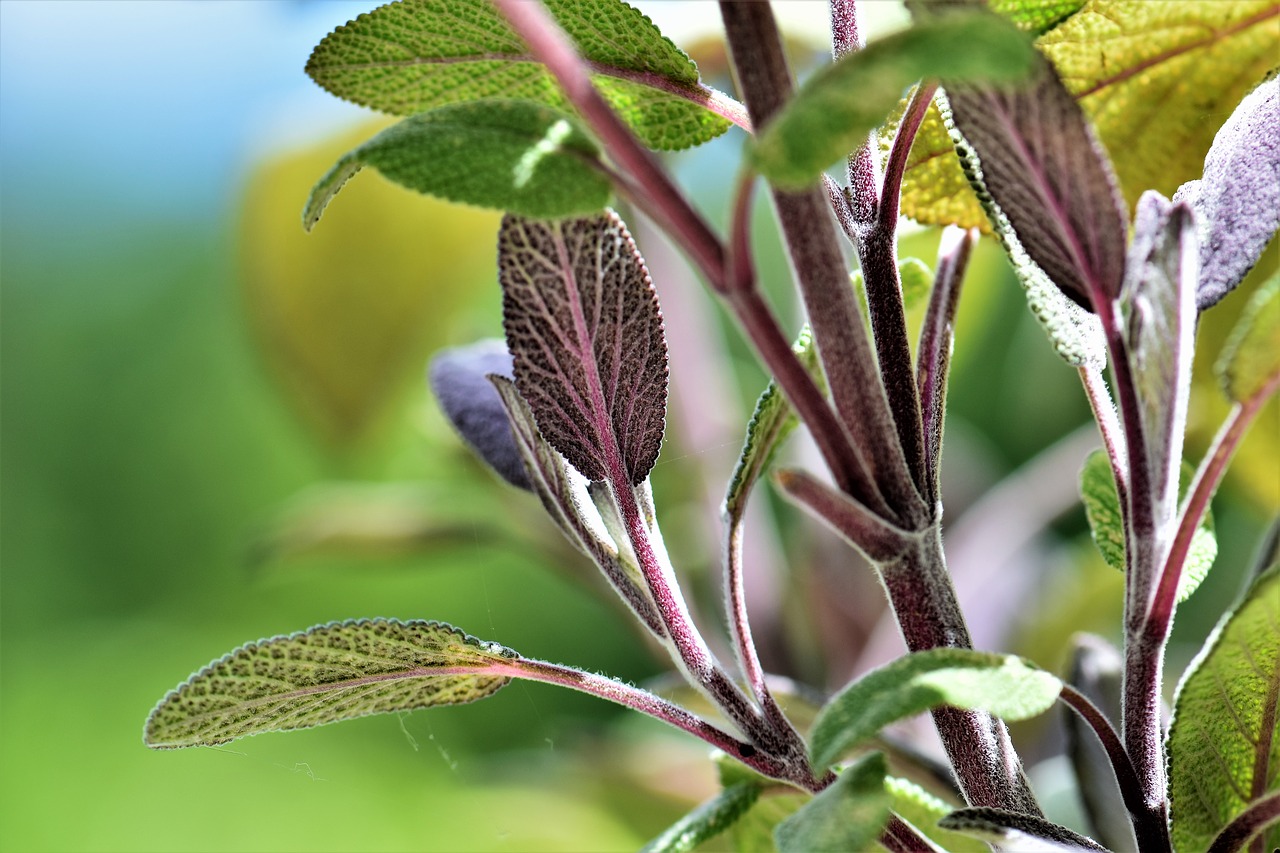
[146, 1, 1280, 850]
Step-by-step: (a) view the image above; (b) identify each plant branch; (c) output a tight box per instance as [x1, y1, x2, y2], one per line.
[1205, 791, 1280, 853]
[829, 0, 880, 226]
[881, 813, 938, 853]
[774, 468, 914, 564]
[877, 82, 937, 236]
[1079, 365, 1130, 507]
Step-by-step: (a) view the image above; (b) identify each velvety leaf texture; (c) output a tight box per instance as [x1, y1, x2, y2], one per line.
[1217, 273, 1280, 405]
[809, 648, 1061, 771]
[774, 753, 891, 853]
[304, 101, 611, 224]
[305, 0, 729, 151]
[144, 619, 517, 748]
[989, 0, 1087, 34]
[641, 782, 762, 853]
[938, 808, 1108, 851]
[428, 339, 529, 490]
[1169, 566, 1280, 853]
[942, 52, 1128, 310]
[753, 12, 1039, 189]
[499, 210, 667, 485]
[1174, 77, 1280, 310]
[885, 776, 989, 853]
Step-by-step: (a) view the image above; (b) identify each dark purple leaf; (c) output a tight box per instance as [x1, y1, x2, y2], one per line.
[428, 340, 530, 490]
[943, 55, 1128, 311]
[499, 210, 667, 485]
[1172, 77, 1280, 311]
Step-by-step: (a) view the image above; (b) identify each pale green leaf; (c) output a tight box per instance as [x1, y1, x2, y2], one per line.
[900, 0, 1280, 228]
[989, 0, 1087, 33]
[774, 753, 891, 853]
[753, 13, 1038, 189]
[1217, 274, 1280, 404]
[304, 101, 610, 226]
[1169, 566, 1280, 853]
[144, 619, 517, 749]
[809, 648, 1061, 771]
[728, 791, 808, 853]
[641, 782, 762, 853]
[306, 0, 729, 151]
[885, 776, 988, 853]
[898, 257, 934, 312]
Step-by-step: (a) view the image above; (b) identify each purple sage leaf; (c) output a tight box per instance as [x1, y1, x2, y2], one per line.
[499, 210, 668, 486]
[943, 55, 1128, 311]
[428, 340, 531, 491]
[1172, 77, 1280, 311]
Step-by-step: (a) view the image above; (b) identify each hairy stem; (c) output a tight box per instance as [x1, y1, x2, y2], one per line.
[829, 0, 880, 226]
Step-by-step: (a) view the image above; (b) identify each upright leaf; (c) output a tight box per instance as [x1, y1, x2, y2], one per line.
[752, 13, 1038, 189]
[774, 753, 891, 853]
[938, 808, 1107, 851]
[1169, 566, 1280, 853]
[1174, 77, 1280, 310]
[304, 101, 611, 225]
[306, 0, 730, 151]
[145, 619, 517, 748]
[809, 648, 1062, 771]
[641, 782, 762, 853]
[499, 210, 667, 485]
[1217, 275, 1280, 404]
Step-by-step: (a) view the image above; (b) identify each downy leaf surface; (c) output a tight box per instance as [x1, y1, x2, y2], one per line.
[809, 648, 1061, 771]
[938, 808, 1108, 851]
[145, 619, 516, 748]
[641, 782, 762, 853]
[304, 101, 611, 224]
[752, 13, 1038, 189]
[989, 0, 1087, 33]
[1169, 566, 1280, 853]
[1217, 274, 1280, 405]
[1174, 77, 1280, 311]
[306, 0, 729, 151]
[885, 775, 988, 853]
[499, 210, 667, 485]
[774, 753, 891, 853]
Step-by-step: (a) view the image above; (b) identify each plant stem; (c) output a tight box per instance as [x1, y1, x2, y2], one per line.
[829, 0, 880, 226]
[1079, 365, 1130, 505]
[881, 814, 938, 853]
[1204, 791, 1280, 853]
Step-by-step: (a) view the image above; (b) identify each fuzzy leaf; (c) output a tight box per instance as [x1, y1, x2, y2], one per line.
[938, 808, 1107, 851]
[304, 101, 610, 225]
[499, 210, 667, 485]
[989, 0, 1087, 33]
[641, 782, 762, 853]
[1169, 566, 1280, 853]
[898, 258, 934, 312]
[774, 753, 891, 853]
[753, 13, 1038, 189]
[729, 791, 808, 853]
[885, 776, 988, 853]
[429, 339, 529, 490]
[809, 648, 1061, 771]
[1217, 274, 1280, 404]
[1174, 77, 1280, 311]
[144, 619, 517, 748]
[306, 0, 729, 151]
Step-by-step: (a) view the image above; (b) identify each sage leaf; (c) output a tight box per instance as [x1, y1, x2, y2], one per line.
[1174, 77, 1280, 310]
[1217, 274, 1280, 404]
[752, 13, 1038, 189]
[499, 210, 667, 485]
[938, 808, 1107, 851]
[429, 339, 530, 490]
[942, 51, 1128, 310]
[304, 101, 611, 226]
[1079, 450, 1217, 601]
[1169, 565, 1280, 853]
[144, 619, 517, 749]
[989, 0, 1086, 34]
[774, 753, 891, 853]
[641, 782, 762, 853]
[306, 0, 729, 151]
[729, 791, 808, 853]
[885, 775, 988, 853]
[809, 648, 1061, 771]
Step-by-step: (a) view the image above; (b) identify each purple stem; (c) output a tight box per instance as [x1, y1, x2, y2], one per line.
[774, 468, 913, 564]
[829, 0, 880, 226]
[1205, 792, 1280, 853]
[881, 814, 938, 853]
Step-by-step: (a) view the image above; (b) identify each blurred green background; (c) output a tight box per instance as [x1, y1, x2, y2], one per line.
[1, 2, 1275, 851]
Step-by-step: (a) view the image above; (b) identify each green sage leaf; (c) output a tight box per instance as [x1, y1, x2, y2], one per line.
[752, 12, 1038, 189]
[1169, 565, 1280, 853]
[1217, 274, 1280, 404]
[641, 782, 762, 853]
[809, 648, 1061, 771]
[304, 101, 610, 226]
[885, 776, 988, 853]
[144, 619, 517, 749]
[938, 807, 1107, 851]
[989, 0, 1087, 34]
[774, 753, 891, 853]
[306, 0, 729, 151]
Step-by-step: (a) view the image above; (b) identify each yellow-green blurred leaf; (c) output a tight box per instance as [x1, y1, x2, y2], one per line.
[1217, 274, 1280, 404]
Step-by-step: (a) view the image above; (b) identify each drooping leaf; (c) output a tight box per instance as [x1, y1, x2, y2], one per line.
[1174, 77, 1280, 311]
[641, 782, 762, 853]
[938, 807, 1108, 851]
[428, 339, 530, 490]
[885, 776, 988, 853]
[144, 619, 517, 749]
[941, 51, 1128, 310]
[1217, 274, 1280, 404]
[989, 0, 1087, 34]
[305, 0, 730, 151]
[1079, 450, 1217, 601]
[900, 2, 1280, 230]
[774, 753, 891, 853]
[304, 101, 611, 225]
[1169, 566, 1280, 853]
[499, 210, 667, 485]
[752, 13, 1039, 189]
[809, 648, 1062, 771]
